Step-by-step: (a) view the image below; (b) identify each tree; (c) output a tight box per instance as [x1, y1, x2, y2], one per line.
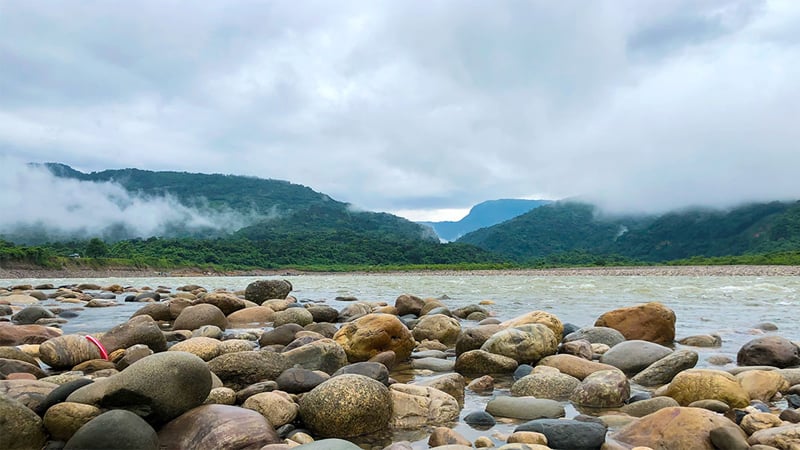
[85, 238, 109, 258]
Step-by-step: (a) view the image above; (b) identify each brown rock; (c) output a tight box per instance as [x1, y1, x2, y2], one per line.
[748, 423, 800, 448]
[665, 369, 750, 408]
[333, 313, 415, 362]
[501, 310, 564, 339]
[173, 304, 228, 331]
[39, 334, 103, 370]
[570, 369, 629, 409]
[395, 294, 425, 316]
[595, 302, 676, 345]
[0, 322, 62, 346]
[741, 412, 784, 436]
[196, 292, 245, 316]
[158, 404, 281, 449]
[607, 406, 746, 450]
[98, 315, 167, 353]
[411, 314, 461, 346]
[738, 335, 800, 368]
[428, 426, 471, 447]
[43, 402, 101, 441]
[736, 370, 789, 402]
[168, 336, 222, 361]
[227, 306, 275, 325]
[537, 354, 618, 380]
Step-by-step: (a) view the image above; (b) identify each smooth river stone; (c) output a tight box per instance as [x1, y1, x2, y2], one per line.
[485, 396, 565, 420]
[599, 340, 673, 375]
[39, 334, 103, 370]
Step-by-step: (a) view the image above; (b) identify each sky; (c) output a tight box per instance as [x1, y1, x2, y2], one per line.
[2, 1, 800, 222]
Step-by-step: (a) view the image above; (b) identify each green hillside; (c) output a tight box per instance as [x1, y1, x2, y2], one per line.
[458, 200, 800, 263]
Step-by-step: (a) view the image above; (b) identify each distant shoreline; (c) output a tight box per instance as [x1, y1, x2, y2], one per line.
[1, 264, 800, 280]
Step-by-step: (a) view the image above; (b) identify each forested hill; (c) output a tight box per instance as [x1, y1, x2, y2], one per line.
[421, 199, 550, 241]
[457, 200, 800, 263]
[40, 163, 434, 243]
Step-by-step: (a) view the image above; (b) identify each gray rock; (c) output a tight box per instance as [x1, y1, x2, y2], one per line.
[455, 324, 504, 356]
[481, 325, 558, 364]
[511, 370, 581, 400]
[275, 367, 328, 393]
[260, 323, 304, 346]
[245, 279, 293, 303]
[64, 409, 158, 450]
[620, 396, 680, 417]
[98, 315, 166, 353]
[294, 438, 363, 450]
[709, 425, 749, 450]
[11, 305, 55, 324]
[273, 308, 314, 327]
[173, 303, 228, 331]
[600, 340, 673, 375]
[486, 396, 565, 420]
[0, 393, 46, 450]
[564, 326, 626, 347]
[570, 369, 630, 409]
[208, 350, 287, 391]
[515, 418, 607, 450]
[332, 361, 390, 385]
[631, 349, 698, 387]
[454, 349, 518, 375]
[411, 357, 455, 372]
[282, 338, 348, 375]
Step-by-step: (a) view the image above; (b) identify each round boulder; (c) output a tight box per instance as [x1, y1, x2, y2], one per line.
[333, 313, 415, 362]
[272, 307, 314, 328]
[411, 314, 461, 346]
[501, 310, 564, 339]
[481, 325, 558, 364]
[299, 374, 392, 438]
[511, 368, 581, 400]
[569, 369, 630, 409]
[594, 301, 676, 346]
[64, 409, 158, 450]
[243, 391, 299, 428]
[43, 401, 102, 441]
[599, 340, 673, 375]
[563, 326, 626, 347]
[665, 369, 750, 408]
[158, 404, 281, 449]
[737, 335, 800, 368]
[173, 304, 228, 332]
[245, 280, 293, 303]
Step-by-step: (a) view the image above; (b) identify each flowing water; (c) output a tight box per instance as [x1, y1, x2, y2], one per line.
[3, 273, 800, 448]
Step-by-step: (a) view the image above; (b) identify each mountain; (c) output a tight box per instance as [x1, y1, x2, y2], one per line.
[422, 199, 551, 241]
[25, 163, 436, 243]
[457, 200, 800, 262]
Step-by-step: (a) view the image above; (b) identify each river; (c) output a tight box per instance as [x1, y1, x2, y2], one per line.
[3, 273, 799, 448]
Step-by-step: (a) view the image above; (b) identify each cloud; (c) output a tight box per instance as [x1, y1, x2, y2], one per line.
[0, 158, 255, 242]
[0, 1, 798, 217]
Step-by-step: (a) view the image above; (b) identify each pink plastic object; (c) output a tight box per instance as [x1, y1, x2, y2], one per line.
[85, 335, 109, 360]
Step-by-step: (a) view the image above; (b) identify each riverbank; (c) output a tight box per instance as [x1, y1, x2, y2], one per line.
[2, 263, 800, 279]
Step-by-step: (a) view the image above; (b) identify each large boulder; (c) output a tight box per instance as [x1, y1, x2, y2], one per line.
[595, 301, 676, 345]
[0, 393, 47, 450]
[282, 338, 348, 375]
[569, 369, 629, 409]
[501, 310, 564, 339]
[173, 304, 228, 331]
[481, 325, 558, 364]
[67, 351, 212, 424]
[389, 383, 460, 429]
[665, 369, 750, 408]
[158, 404, 281, 449]
[11, 305, 55, 324]
[207, 351, 287, 391]
[631, 349, 698, 387]
[245, 280, 293, 303]
[333, 313, 415, 362]
[0, 322, 62, 345]
[737, 335, 800, 368]
[411, 314, 461, 346]
[395, 294, 425, 316]
[98, 315, 167, 353]
[607, 407, 746, 450]
[599, 340, 673, 376]
[299, 374, 392, 438]
[64, 409, 158, 450]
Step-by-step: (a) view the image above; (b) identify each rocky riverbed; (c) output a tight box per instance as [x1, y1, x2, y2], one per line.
[2, 278, 800, 449]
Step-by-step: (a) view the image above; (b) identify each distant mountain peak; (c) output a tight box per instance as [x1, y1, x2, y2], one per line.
[422, 198, 551, 241]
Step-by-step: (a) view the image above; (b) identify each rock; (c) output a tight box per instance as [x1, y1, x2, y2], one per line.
[631, 349, 699, 387]
[204, 386, 236, 405]
[736, 370, 789, 402]
[708, 426, 750, 450]
[67, 351, 212, 424]
[43, 401, 101, 441]
[620, 396, 680, 417]
[738, 335, 800, 368]
[507, 431, 549, 445]
[131, 302, 172, 321]
[781, 408, 800, 423]
[463, 411, 496, 428]
[11, 305, 55, 324]
[665, 369, 750, 408]
[292, 438, 363, 449]
[0, 393, 46, 450]
[486, 396, 565, 420]
[741, 411, 784, 435]
[235, 381, 278, 403]
[243, 391, 299, 428]
[2, 294, 40, 305]
[511, 369, 581, 400]
[73, 358, 116, 373]
[273, 307, 314, 328]
[168, 336, 222, 361]
[595, 302, 676, 345]
[395, 294, 425, 316]
[332, 361, 390, 385]
[559, 339, 594, 360]
[227, 306, 275, 325]
[389, 383, 460, 429]
[418, 373, 466, 405]
[299, 374, 392, 438]
[515, 418, 607, 450]
[260, 323, 304, 347]
[748, 423, 800, 448]
[481, 325, 558, 364]
[173, 303, 228, 331]
[0, 357, 45, 378]
[467, 375, 494, 393]
[333, 313, 416, 362]
[687, 399, 730, 414]
[64, 409, 158, 450]
[411, 314, 461, 346]
[158, 404, 281, 449]
[599, 340, 673, 375]
[455, 324, 504, 356]
[276, 367, 328, 393]
[563, 326, 626, 347]
[282, 338, 348, 375]
[607, 407, 746, 450]
[428, 426, 472, 447]
[411, 357, 455, 372]
[0, 322, 62, 345]
[98, 315, 166, 353]
[39, 334, 105, 370]
[455, 349, 518, 375]
[678, 334, 722, 347]
[196, 292, 245, 315]
[501, 310, 564, 339]
[133, 292, 160, 302]
[0, 346, 38, 366]
[537, 354, 618, 380]
[245, 280, 293, 303]
[207, 350, 287, 391]
[338, 302, 373, 321]
[0, 379, 59, 411]
[570, 369, 629, 409]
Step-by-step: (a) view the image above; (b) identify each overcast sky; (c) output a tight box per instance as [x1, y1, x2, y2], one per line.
[2, 1, 799, 221]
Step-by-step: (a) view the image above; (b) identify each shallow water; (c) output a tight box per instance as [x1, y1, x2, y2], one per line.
[3, 273, 800, 448]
